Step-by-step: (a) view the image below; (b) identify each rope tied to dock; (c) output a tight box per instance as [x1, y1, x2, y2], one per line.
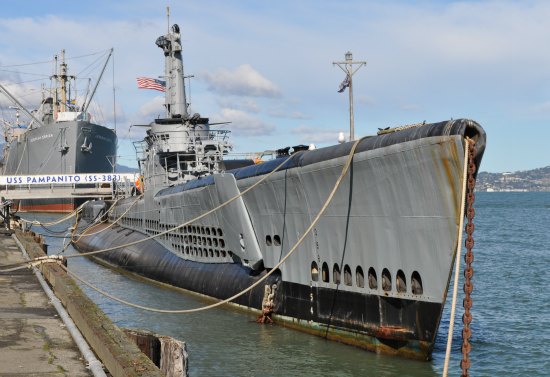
[57, 136, 367, 313]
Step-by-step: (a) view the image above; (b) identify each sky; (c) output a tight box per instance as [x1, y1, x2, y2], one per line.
[1, 0, 549, 173]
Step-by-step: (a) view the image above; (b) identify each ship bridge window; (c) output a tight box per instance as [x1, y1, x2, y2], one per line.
[321, 262, 329, 283]
[411, 271, 423, 295]
[333, 264, 341, 284]
[368, 267, 377, 289]
[356, 266, 365, 288]
[396, 270, 407, 293]
[382, 268, 392, 292]
[343, 265, 352, 286]
[311, 262, 319, 281]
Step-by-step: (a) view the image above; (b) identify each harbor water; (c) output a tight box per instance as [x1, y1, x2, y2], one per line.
[25, 192, 550, 376]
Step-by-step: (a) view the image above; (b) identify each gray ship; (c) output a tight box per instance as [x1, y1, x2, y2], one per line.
[1, 51, 117, 212]
[74, 22, 486, 360]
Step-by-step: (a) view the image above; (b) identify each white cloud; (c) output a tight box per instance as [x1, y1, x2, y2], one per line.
[533, 101, 550, 113]
[268, 108, 309, 120]
[400, 104, 419, 111]
[217, 98, 260, 113]
[211, 108, 275, 136]
[291, 125, 341, 145]
[201, 64, 281, 97]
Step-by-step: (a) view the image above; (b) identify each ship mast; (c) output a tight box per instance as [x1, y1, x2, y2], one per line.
[155, 13, 188, 118]
[51, 50, 75, 114]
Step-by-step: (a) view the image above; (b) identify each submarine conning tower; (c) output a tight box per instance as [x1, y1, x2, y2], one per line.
[136, 24, 232, 191]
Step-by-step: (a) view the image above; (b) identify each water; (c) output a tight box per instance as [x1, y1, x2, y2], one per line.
[25, 192, 550, 376]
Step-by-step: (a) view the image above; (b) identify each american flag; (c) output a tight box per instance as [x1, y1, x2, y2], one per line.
[337, 75, 350, 93]
[136, 77, 166, 92]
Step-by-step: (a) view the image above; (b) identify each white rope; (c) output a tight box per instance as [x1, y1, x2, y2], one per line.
[4, 153, 294, 269]
[66, 151, 300, 260]
[442, 138, 471, 377]
[61, 136, 366, 313]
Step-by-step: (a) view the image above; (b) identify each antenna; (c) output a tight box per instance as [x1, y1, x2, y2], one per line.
[167, 6, 170, 33]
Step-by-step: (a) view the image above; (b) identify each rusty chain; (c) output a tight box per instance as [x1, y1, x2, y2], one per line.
[461, 139, 476, 377]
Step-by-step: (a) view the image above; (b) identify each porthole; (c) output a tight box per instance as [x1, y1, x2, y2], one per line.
[382, 268, 392, 291]
[217, 228, 223, 237]
[343, 265, 352, 286]
[206, 228, 210, 235]
[221, 250, 227, 258]
[266, 235, 272, 246]
[333, 264, 341, 284]
[321, 262, 329, 283]
[228, 251, 233, 258]
[396, 270, 407, 293]
[368, 267, 377, 289]
[411, 271, 423, 295]
[220, 239, 225, 248]
[311, 261, 319, 281]
[201, 227, 205, 235]
[208, 238, 212, 246]
[273, 235, 281, 246]
[215, 250, 220, 258]
[356, 266, 365, 288]
[213, 239, 219, 247]
[209, 249, 213, 258]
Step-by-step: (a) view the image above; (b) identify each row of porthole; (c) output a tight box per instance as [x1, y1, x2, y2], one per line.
[311, 262, 424, 295]
[172, 243, 232, 259]
[182, 235, 226, 248]
[122, 217, 141, 227]
[182, 225, 224, 237]
[143, 220, 225, 238]
[144, 227, 227, 254]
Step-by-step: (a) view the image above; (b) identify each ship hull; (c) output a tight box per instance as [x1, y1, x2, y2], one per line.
[74, 119, 486, 360]
[2, 120, 117, 212]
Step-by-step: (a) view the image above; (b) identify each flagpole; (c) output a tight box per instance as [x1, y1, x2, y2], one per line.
[333, 51, 366, 141]
[349, 71, 354, 141]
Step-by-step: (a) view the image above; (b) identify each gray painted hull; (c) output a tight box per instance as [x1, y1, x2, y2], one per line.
[75, 119, 485, 359]
[2, 120, 117, 212]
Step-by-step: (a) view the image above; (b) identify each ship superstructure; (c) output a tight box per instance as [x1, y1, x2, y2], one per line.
[1, 50, 117, 212]
[74, 21, 486, 360]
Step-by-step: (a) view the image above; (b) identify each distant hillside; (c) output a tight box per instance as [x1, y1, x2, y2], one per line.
[115, 164, 138, 173]
[476, 166, 550, 192]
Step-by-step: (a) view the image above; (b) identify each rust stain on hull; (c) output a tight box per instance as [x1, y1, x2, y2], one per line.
[272, 316, 434, 361]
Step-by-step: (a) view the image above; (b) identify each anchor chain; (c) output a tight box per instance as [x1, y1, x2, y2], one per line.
[461, 139, 476, 377]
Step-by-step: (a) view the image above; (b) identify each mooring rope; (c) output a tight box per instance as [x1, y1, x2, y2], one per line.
[69, 195, 139, 243]
[55, 136, 366, 314]
[18, 200, 89, 227]
[0, 152, 298, 271]
[442, 138, 471, 377]
[62, 151, 302, 260]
